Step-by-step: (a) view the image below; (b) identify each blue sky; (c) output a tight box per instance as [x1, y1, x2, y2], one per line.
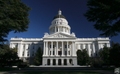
[8, 0, 120, 43]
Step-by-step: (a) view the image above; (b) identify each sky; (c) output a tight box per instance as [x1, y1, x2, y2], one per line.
[8, 0, 120, 43]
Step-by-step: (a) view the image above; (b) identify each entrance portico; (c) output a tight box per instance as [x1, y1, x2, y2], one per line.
[43, 41, 76, 56]
[42, 41, 77, 66]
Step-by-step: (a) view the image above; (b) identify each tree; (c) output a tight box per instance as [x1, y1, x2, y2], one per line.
[77, 49, 90, 65]
[77, 50, 82, 65]
[0, 44, 19, 67]
[99, 46, 110, 66]
[0, 0, 30, 42]
[84, 0, 120, 37]
[34, 47, 43, 65]
[109, 42, 120, 67]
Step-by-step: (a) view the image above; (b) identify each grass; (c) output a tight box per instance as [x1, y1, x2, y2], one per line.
[22, 71, 101, 74]
[0, 67, 18, 71]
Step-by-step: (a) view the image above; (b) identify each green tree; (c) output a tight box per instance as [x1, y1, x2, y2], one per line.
[77, 50, 82, 65]
[77, 49, 90, 65]
[34, 47, 43, 65]
[0, 44, 19, 67]
[0, 0, 30, 42]
[90, 57, 103, 68]
[84, 0, 120, 37]
[109, 42, 120, 67]
[99, 46, 110, 66]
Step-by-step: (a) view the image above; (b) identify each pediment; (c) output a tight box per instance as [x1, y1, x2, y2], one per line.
[43, 33, 76, 38]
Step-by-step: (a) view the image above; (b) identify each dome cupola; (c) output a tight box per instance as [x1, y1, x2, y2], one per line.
[49, 10, 71, 35]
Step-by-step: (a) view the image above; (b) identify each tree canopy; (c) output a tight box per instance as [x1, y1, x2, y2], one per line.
[0, 44, 19, 67]
[109, 42, 120, 67]
[34, 47, 43, 65]
[0, 0, 30, 42]
[85, 0, 120, 37]
[99, 46, 110, 66]
[77, 49, 89, 65]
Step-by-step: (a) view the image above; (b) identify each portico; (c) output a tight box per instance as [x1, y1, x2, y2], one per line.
[42, 40, 77, 66]
[43, 41, 76, 56]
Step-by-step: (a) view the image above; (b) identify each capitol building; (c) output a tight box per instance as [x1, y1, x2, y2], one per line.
[10, 10, 110, 67]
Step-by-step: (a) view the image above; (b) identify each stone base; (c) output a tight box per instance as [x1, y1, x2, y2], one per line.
[42, 56, 77, 67]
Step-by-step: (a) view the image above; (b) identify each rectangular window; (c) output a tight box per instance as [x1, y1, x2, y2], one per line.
[15, 43, 18, 48]
[23, 44, 25, 49]
[65, 51, 67, 55]
[50, 51, 51, 55]
[68, 45, 69, 48]
[53, 45, 55, 48]
[53, 51, 54, 55]
[65, 45, 67, 48]
[33, 46, 34, 49]
[28, 44, 30, 49]
[32, 51, 34, 56]
[27, 51, 29, 56]
[104, 43, 107, 46]
[22, 51, 24, 56]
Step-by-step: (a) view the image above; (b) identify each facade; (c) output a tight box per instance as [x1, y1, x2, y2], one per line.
[10, 10, 110, 67]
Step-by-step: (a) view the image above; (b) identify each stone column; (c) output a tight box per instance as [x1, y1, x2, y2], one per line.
[50, 59, 53, 66]
[17, 43, 20, 57]
[55, 42, 56, 56]
[56, 41, 58, 56]
[56, 59, 58, 65]
[46, 41, 48, 56]
[72, 42, 74, 56]
[48, 42, 50, 56]
[88, 44, 91, 57]
[43, 42, 46, 56]
[25, 44, 28, 57]
[19, 42, 22, 57]
[107, 43, 110, 47]
[83, 44, 86, 49]
[51, 41, 53, 56]
[101, 43, 103, 48]
[61, 59, 64, 65]
[67, 58, 69, 65]
[62, 41, 64, 56]
[58, 26, 59, 32]
[98, 43, 101, 50]
[67, 41, 68, 56]
[80, 44, 81, 50]
[55, 26, 56, 32]
[73, 42, 76, 56]
[92, 43, 95, 57]
[70, 42, 72, 56]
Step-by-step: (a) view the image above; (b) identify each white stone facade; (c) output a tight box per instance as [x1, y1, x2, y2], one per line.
[10, 10, 110, 67]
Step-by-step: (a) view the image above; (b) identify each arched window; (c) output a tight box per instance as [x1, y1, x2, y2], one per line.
[53, 59, 56, 65]
[47, 59, 50, 65]
[64, 59, 67, 65]
[69, 59, 73, 65]
[58, 59, 61, 65]
[56, 27, 58, 32]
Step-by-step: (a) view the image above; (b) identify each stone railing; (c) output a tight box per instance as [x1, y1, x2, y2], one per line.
[76, 37, 109, 40]
[11, 38, 43, 41]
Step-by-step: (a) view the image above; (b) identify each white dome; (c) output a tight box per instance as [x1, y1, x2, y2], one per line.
[49, 18, 70, 29]
[49, 10, 71, 35]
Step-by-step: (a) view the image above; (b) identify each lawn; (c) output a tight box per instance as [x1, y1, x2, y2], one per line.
[22, 71, 101, 74]
[0, 67, 18, 71]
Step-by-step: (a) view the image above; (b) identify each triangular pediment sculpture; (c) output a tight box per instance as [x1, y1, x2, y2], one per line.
[43, 32, 76, 38]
